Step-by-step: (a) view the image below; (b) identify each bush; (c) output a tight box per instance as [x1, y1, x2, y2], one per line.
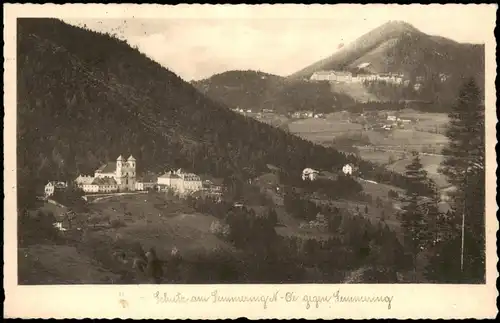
[209, 220, 231, 239]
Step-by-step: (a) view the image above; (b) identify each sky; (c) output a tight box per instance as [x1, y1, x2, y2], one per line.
[63, 4, 495, 82]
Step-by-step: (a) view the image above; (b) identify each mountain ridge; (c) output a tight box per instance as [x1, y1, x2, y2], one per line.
[195, 21, 484, 109]
[289, 21, 484, 81]
[193, 70, 344, 114]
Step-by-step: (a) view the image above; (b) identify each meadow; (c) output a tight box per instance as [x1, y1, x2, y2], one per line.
[398, 109, 450, 134]
[18, 193, 236, 284]
[87, 194, 235, 258]
[286, 110, 450, 189]
[288, 118, 363, 143]
[386, 154, 449, 188]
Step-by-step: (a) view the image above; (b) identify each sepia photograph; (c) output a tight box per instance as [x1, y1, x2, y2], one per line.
[4, 3, 498, 320]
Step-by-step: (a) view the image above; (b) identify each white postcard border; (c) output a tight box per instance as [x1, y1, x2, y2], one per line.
[3, 4, 498, 319]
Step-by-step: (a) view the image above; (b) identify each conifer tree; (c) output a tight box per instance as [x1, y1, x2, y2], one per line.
[428, 78, 485, 283]
[398, 151, 435, 280]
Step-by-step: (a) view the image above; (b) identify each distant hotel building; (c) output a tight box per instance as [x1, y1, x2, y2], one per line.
[310, 70, 404, 85]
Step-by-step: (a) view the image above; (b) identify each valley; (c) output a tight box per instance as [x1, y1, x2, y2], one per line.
[236, 108, 451, 189]
[16, 17, 484, 286]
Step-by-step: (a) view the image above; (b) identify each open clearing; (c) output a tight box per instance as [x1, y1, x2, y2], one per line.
[386, 155, 449, 188]
[288, 115, 448, 153]
[19, 193, 236, 284]
[399, 109, 449, 133]
[18, 244, 120, 284]
[289, 118, 362, 134]
[358, 149, 402, 165]
[363, 129, 448, 149]
[87, 193, 235, 259]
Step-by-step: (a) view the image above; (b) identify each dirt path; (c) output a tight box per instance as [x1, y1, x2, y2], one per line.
[343, 266, 370, 283]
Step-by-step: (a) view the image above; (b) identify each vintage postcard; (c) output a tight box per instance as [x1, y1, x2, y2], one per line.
[3, 3, 498, 319]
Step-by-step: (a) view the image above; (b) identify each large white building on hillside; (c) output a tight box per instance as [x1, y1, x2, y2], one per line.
[75, 155, 136, 193]
[157, 169, 203, 195]
[310, 70, 353, 82]
[310, 70, 404, 85]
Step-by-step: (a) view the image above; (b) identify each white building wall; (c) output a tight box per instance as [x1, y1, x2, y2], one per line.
[342, 165, 353, 175]
[157, 177, 172, 186]
[95, 172, 115, 179]
[44, 184, 55, 197]
[82, 184, 99, 193]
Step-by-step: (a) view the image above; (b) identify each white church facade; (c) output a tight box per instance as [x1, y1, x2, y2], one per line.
[75, 155, 137, 193]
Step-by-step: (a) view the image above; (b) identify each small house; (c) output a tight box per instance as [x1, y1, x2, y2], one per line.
[44, 181, 68, 197]
[136, 173, 157, 191]
[342, 164, 354, 176]
[75, 175, 99, 193]
[302, 168, 319, 181]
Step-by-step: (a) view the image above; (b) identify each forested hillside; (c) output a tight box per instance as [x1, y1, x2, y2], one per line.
[18, 19, 355, 197]
[193, 70, 344, 114]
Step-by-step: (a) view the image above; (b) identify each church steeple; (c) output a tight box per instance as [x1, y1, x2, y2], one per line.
[127, 155, 136, 173]
[116, 155, 124, 177]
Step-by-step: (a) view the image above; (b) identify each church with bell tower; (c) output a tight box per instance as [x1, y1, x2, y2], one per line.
[116, 155, 136, 191]
[93, 155, 137, 191]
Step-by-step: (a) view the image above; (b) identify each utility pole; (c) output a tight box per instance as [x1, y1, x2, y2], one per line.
[460, 166, 471, 273]
[460, 194, 465, 273]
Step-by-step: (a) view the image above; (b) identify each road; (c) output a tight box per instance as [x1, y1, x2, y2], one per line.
[84, 191, 147, 203]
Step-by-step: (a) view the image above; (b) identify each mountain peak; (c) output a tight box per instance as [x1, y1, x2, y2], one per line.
[368, 20, 421, 39]
[381, 20, 418, 31]
[289, 19, 483, 80]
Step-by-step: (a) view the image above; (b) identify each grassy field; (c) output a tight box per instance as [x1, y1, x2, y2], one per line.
[288, 118, 363, 143]
[358, 149, 400, 165]
[289, 118, 363, 134]
[19, 244, 121, 284]
[288, 113, 448, 152]
[386, 155, 449, 188]
[399, 109, 449, 134]
[254, 171, 404, 241]
[87, 193, 235, 259]
[363, 129, 448, 148]
[19, 193, 236, 284]
[358, 178, 404, 199]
